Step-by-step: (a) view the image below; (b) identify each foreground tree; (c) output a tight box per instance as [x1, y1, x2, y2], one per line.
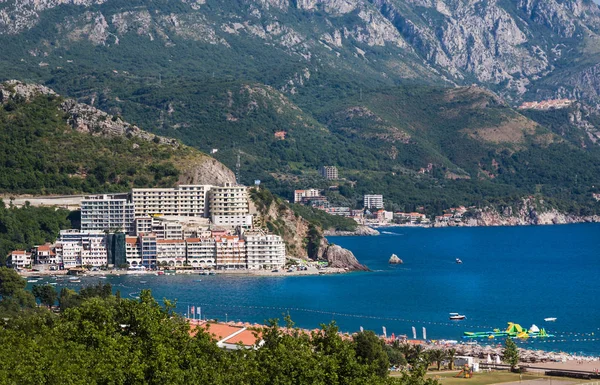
[502, 337, 520, 371]
[429, 349, 447, 371]
[32, 284, 57, 307]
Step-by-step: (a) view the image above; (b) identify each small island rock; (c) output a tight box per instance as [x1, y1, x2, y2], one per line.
[389, 254, 403, 264]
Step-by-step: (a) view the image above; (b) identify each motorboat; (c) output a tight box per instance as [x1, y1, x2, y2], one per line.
[456, 258, 463, 264]
[449, 313, 466, 320]
[27, 279, 39, 283]
[544, 317, 557, 322]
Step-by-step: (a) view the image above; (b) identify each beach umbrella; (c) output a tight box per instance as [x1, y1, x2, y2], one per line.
[487, 354, 492, 363]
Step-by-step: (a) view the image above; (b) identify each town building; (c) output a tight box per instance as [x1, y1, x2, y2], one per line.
[125, 236, 142, 267]
[7, 250, 31, 269]
[215, 235, 246, 269]
[156, 239, 187, 267]
[294, 189, 322, 203]
[140, 233, 158, 269]
[132, 185, 212, 217]
[363, 194, 384, 209]
[244, 231, 286, 270]
[80, 194, 135, 234]
[56, 229, 108, 267]
[186, 238, 216, 268]
[319, 166, 338, 180]
[209, 183, 253, 229]
[32, 244, 58, 266]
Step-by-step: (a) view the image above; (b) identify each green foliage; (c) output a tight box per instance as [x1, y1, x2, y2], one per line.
[0, 286, 434, 384]
[0, 267, 36, 316]
[0, 202, 72, 265]
[502, 338, 520, 370]
[0, 93, 200, 195]
[291, 204, 358, 232]
[32, 284, 58, 307]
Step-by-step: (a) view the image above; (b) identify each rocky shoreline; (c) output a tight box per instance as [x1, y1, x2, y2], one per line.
[323, 225, 380, 236]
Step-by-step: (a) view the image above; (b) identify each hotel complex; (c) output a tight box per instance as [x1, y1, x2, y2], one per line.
[7, 183, 286, 271]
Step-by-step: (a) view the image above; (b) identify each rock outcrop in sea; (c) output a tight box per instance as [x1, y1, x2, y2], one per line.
[388, 254, 403, 264]
[321, 244, 369, 271]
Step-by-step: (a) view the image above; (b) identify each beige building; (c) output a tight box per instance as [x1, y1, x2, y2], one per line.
[56, 230, 108, 267]
[320, 166, 338, 180]
[294, 189, 321, 203]
[244, 231, 286, 270]
[209, 183, 253, 229]
[132, 185, 212, 217]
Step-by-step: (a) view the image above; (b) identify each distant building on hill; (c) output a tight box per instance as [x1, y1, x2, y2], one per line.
[319, 166, 338, 180]
[294, 189, 322, 203]
[364, 194, 384, 209]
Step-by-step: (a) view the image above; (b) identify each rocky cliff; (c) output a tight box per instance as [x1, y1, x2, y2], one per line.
[435, 198, 600, 227]
[323, 225, 380, 236]
[249, 188, 369, 271]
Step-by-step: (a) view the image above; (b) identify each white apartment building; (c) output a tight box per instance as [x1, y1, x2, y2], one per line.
[156, 239, 187, 267]
[56, 230, 108, 267]
[244, 232, 286, 270]
[81, 194, 135, 234]
[132, 185, 212, 217]
[215, 235, 246, 269]
[125, 236, 142, 267]
[32, 244, 58, 265]
[364, 194, 384, 209]
[185, 238, 216, 267]
[8, 250, 31, 269]
[294, 189, 321, 203]
[209, 183, 253, 229]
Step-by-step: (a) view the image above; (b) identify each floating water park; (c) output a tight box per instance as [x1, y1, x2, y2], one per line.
[464, 322, 553, 339]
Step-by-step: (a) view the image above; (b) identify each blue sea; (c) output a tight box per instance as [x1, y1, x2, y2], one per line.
[38, 224, 600, 355]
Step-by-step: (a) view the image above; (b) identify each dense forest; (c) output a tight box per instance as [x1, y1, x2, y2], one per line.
[0, 268, 438, 385]
[0, 202, 74, 265]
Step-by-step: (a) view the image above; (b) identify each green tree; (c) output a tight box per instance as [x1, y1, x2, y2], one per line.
[32, 284, 57, 307]
[429, 349, 447, 371]
[353, 330, 390, 378]
[0, 267, 26, 296]
[447, 348, 457, 370]
[502, 337, 520, 371]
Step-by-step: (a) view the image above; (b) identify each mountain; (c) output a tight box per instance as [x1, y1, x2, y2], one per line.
[1, 0, 600, 214]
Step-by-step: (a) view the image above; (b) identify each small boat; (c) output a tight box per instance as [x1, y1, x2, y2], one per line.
[27, 279, 39, 283]
[49, 282, 58, 285]
[156, 271, 164, 276]
[69, 278, 81, 283]
[139, 281, 147, 284]
[449, 313, 466, 320]
[208, 271, 216, 276]
[544, 317, 557, 322]
[456, 258, 463, 264]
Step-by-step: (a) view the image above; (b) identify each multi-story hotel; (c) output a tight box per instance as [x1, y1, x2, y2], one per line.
[215, 235, 246, 269]
[56, 230, 108, 267]
[244, 231, 286, 270]
[363, 194, 384, 209]
[132, 185, 212, 217]
[80, 194, 135, 234]
[209, 183, 253, 228]
[156, 239, 187, 267]
[186, 238, 216, 267]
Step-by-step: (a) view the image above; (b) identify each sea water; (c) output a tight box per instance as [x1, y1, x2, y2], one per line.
[43, 223, 600, 355]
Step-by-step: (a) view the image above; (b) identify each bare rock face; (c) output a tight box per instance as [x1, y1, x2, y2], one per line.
[322, 244, 369, 271]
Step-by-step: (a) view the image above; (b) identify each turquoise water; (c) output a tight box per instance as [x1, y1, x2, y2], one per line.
[42, 223, 600, 355]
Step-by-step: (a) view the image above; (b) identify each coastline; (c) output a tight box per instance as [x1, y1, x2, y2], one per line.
[18, 266, 354, 278]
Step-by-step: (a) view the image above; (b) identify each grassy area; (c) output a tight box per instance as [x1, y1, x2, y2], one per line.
[391, 370, 575, 385]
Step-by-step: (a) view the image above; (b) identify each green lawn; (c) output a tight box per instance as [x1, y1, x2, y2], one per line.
[391, 370, 574, 385]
